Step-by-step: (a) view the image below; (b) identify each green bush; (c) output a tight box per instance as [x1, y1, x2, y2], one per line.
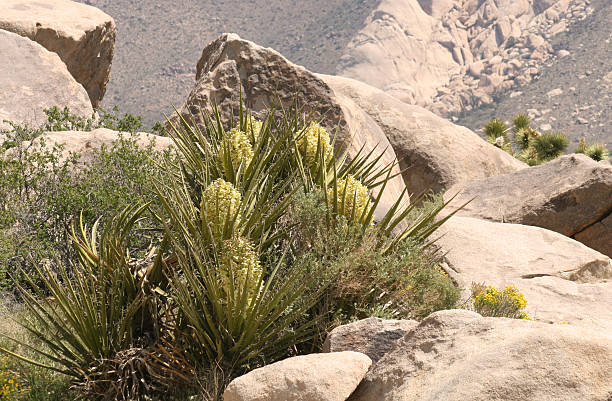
[287, 189, 458, 337]
[575, 138, 610, 161]
[2, 102, 461, 400]
[0, 108, 168, 292]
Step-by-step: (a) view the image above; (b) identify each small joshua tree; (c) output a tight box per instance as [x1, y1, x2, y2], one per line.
[575, 138, 610, 162]
[484, 114, 569, 165]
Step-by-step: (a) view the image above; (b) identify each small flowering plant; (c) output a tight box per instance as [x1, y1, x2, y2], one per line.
[0, 361, 26, 400]
[471, 283, 531, 320]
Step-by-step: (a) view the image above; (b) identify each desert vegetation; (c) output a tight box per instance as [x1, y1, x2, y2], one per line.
[485, 113, 609, 165]
[0, 103, 478, 400]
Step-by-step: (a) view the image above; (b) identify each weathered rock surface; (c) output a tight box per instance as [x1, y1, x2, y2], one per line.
[223, 351, 372, 401]
[443, 154, 612, 257]
[0, 0, 116, 108]
[319, 75, 526, 195]
[15, 128, 173, 165]
[0, 29, 93, 131]
[169, 33, 407, 208]
[349, 309, 612, 401]
[322, 317, 418, 363]
[338, 0, 461, 107]
[338, 0, 590, 117]
[437, 216, 612, 331]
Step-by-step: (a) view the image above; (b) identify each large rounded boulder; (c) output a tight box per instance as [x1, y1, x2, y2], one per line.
[0, 29, 93, 130]
[0, 0, 116, 107]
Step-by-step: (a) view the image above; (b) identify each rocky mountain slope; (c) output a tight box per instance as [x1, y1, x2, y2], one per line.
[76, 0, 380, 126]
[457, 0, 611, 147]
[77, 0, 610, 150]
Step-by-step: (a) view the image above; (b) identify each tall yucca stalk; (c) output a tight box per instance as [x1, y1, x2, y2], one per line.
[157, 104, 330, 383]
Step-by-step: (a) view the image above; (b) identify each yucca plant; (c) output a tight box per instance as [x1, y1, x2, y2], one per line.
[532, 132, 568, 162]
[575, 138, 610, 161]
[0, 205, 189, 400]
[158, 100, 462, 374]
[156, 107, 332, 390]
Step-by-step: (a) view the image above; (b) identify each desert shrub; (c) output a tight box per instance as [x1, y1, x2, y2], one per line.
[41, 105, 143, 133]
[532, 132, 568, 162]
[575, 138, 610, 161]
[287, 190, 459, 347]
[484, 114, 568, 165]
[470, 283, 531, 319]
[0, 109, 169, 292]
[2, 102, 461, 400]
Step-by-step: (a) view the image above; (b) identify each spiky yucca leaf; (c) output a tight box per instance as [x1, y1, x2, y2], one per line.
[484, 119, 509, 141]
[512, 114, 531, 132]
[0, 204, 168, 381]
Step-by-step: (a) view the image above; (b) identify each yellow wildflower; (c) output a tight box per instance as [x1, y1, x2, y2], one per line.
[472, 284, 529, 320]
[296, 122, 333, 167]
[202, 178, 242, 238]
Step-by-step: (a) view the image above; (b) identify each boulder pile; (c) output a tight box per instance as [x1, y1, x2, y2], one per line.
[338, 0, 593, 117]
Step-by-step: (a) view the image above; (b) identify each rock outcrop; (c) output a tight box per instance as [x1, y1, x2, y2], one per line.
[223, 351, 372, 401]
[319, 75, 526, 195]
[349, 309, 612, 401]
[443, 154, 612, 257]
[0, 0, 116, 108]
[168, 33, 407, 207]
[170, 34, 526, 198]
[338, 0, 592, 117]
[437, 216, 612, 332]
[322, 317, 418, 363]
[0, 29, 93, 131]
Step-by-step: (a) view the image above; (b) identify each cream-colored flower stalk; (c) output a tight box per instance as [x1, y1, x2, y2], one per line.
[329, 174, 371, 224]
[296, 122, 333, 167]
[236, 116, 263, 144]
[219, 236, 263, 304]
[219, 128, 254, 169]
[202, 178, 242, 238]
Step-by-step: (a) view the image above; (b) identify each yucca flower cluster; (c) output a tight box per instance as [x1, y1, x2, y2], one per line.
[219, 128, 254, 169]
[472, 284, 530, 319]
[219, 236, 263, 304]
[202, 178, 242, 238]
[238, 116, 263, 144]
[329, 174, 371, 225]
[296, 122, 333, 167]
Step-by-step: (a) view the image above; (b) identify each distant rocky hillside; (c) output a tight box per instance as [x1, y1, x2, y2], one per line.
[457, 0, 611, 147]
[338, 0, 593, 117]
[77, 0, 380, 126]
[79, 0, 609, 147]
